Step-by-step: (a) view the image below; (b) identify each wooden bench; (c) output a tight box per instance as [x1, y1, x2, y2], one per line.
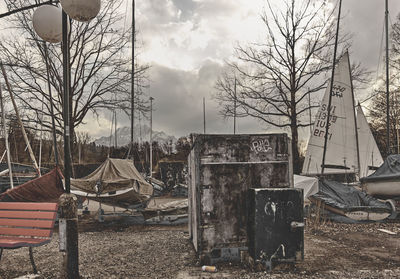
[0, 202, 58, 274]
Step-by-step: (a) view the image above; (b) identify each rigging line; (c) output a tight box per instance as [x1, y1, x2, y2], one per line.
[359, 18, 386, 105]
[108, 109, 115, 157]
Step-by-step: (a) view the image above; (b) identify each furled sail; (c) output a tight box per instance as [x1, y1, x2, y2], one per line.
[356, 104, 383, 178]
[302, 52, 358, 175]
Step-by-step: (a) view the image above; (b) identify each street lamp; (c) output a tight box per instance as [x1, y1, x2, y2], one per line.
[60, 0, 101, 22]
[32, 2, 100, 278]
[32, 5, 63, 43]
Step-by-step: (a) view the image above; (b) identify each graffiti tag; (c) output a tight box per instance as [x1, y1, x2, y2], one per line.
[251, 139, 272, 154]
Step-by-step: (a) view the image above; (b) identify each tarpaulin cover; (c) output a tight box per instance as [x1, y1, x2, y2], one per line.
[312, 179, 391, 212]
[70, 158, 153, 196]
[0, 167, 64, 202]
[360, 154, 400, 182]
[294, 175, 319, 204]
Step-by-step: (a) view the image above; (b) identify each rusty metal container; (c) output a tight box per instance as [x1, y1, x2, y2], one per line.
[187, 134, 293, 263]
[247, 188, 304, 269]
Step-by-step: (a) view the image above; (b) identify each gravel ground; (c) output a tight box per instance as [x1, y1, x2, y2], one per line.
[0, 220, 399, 278]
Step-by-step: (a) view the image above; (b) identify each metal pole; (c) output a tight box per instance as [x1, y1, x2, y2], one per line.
[149, 96, 153, 179]
[114, 110, 117, 148]
[321, 0, 342, 175]
[61, 10, 79, 279]
[0, 63, 40, 176]
[385, 0, 390, 155]
[0, 79, 13, 188]
[203, 97, 206, 134]
[234, 78, 236, 134]
[130, 0, 135, 158]
[308, 88, 312, 134]
[62, 11, 71, 193]
[43, 43, 59, 166]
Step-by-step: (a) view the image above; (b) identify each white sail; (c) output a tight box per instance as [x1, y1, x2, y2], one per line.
[302, 52, 358, 175]
[356, 105, 383, 178]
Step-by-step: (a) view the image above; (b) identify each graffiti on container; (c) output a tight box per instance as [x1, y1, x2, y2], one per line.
[264, 201, 276, 222]
[251, 139, 272, 154]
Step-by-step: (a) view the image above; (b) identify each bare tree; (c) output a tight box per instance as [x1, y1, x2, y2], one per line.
[368, 13, 400, 155]
[214, 0, 360, 173]
[0, 0, 149, 149]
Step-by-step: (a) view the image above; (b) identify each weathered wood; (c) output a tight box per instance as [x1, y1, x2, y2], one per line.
[0, 202, 58, 211]
[0, 202, 58, 273]
[59, 193, 79, 279]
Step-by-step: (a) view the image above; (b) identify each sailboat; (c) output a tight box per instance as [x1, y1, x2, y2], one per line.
[302, 52, 361, 181]
[356, 104, 384, 178]
[301, 52, 393, 221]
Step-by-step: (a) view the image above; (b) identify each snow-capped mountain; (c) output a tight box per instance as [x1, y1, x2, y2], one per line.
[94, 125, 177, 147]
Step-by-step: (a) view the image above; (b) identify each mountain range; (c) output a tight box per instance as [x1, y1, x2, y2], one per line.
[94, 125, 177, 147]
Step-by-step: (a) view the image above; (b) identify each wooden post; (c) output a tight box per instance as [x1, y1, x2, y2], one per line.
[59, 193, 79, 279]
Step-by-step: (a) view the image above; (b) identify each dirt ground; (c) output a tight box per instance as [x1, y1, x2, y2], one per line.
[0, 220, 399, 279]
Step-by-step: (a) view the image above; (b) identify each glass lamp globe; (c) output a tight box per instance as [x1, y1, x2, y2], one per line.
[32, 5, 63, 43]
[60, 0, 101, 22]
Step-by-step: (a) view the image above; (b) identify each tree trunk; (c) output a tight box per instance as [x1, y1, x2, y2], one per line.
[291, 122, 300, 174]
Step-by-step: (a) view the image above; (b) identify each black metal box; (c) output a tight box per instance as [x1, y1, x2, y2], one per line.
[187, 134, 293, 263]
[247, 188, 304, 268]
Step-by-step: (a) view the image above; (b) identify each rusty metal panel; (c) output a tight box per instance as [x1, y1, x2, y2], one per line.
[188, 134, 293, 262]
[247, 188, 304, 268]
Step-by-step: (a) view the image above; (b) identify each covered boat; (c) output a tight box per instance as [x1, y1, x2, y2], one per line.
[0, 167, 64, 202]
[361, 154, 400, 197]
[310, 179, 393, 222]
[294, 175, 319, 205]
[70, 158, 153, 208]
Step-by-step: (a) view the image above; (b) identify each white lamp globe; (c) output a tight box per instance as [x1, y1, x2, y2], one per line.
[60, 0, 101, 22]
[32, 5, 63, 43]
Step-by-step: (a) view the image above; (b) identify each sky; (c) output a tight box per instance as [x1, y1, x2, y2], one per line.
[102, 0, 400, 142]
[2, 0, 400, 141]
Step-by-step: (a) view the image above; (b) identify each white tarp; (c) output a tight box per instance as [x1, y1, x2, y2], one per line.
[294, 175, 319, 205]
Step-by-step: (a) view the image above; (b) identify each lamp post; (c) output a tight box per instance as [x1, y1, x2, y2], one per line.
[33, 1, 100, 278]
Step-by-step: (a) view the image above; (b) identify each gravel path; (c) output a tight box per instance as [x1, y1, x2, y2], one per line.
[0, 222, 399, 278]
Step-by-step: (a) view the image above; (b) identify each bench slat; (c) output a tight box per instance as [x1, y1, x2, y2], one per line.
[0, 236, 50, 248]
[0, 219, 55, 229]
[0, 211, 57, 220]
[0, 227, 52, 238]
[0, 203, 58, 211]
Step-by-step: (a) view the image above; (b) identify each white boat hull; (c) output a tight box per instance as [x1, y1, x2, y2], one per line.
[364, 180, 400, 197]
[345, 211, 391, 221]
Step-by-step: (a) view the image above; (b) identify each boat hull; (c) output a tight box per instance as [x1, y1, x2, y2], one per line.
[72, 188, 151, 209]
[364, 180, 400, 197]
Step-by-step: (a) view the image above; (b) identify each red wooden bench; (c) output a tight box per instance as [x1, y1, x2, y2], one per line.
[0, 202, 58, 274]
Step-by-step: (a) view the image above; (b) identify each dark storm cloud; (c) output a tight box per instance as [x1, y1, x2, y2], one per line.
[146, 61, 266, 137]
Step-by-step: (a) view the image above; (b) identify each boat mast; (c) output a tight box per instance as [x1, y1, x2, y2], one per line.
[234, 78, 236, 134]
[348, 55, 361, 179]
[149, 96, 154, 180]
[0, 77, 13, 188]
[43, 42, 59, 166]
[385, 0, 390, 155]
[0, 63, 40, 176]
[130, 0, 135, 159]
[321, 0, 343, 175]
[203, 97, 206, 134]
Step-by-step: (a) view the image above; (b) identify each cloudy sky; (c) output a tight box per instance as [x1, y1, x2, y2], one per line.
[2, 0, 400, 141]
[106, 0, 399, 142]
